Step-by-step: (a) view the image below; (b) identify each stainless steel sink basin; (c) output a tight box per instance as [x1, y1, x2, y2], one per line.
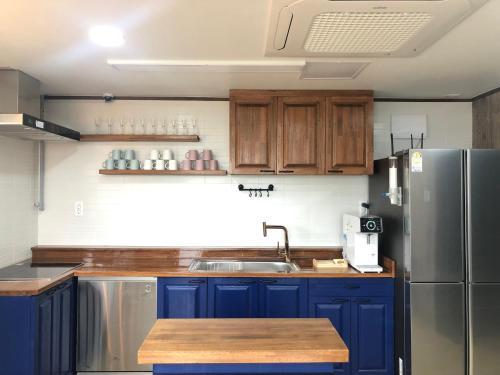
[188, 260, 301, 273]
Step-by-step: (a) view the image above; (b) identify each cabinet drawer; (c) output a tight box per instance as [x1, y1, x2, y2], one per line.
[309, 278, 394, 297]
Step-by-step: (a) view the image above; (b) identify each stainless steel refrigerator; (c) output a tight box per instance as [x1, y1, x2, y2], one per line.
[369, 149, 500, 375]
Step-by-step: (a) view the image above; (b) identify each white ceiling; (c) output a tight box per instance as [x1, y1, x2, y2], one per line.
[1, 0, 499, 98]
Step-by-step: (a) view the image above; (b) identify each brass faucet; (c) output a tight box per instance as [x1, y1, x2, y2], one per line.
[262, 222, 291, 262]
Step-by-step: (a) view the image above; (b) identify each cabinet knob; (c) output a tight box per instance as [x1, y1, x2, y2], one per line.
[279, 170, 295, 173]
[259, 169, 275, 173]
[145, 284, 152, 293]
[328, 169, 343, 174]
[344, 284, 361, 289]
[188, 280, 206, 284]
[332, 298, 349, 303]
[261, 280, 278, 284]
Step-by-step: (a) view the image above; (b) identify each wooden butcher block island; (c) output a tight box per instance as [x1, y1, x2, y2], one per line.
[139, 318, 349, 374]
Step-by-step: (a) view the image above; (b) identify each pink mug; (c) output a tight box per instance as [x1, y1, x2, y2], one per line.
[208, 160, 218, 170]
[185, 150, 198, 161]
[194, 160, 205, 171]
[200, 150, 213, 161]
[181, 160, 192, 170]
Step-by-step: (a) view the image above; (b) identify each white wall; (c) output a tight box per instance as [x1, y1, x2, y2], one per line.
[38, 100, 472, 247]
[374, 102, 473, 159]
[0, 136, 38, 267]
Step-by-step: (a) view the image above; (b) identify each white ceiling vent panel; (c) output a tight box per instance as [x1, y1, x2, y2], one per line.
[304, 12, 433, 54]
[265, 0, 489, 57]
[300, 61, 369, 79]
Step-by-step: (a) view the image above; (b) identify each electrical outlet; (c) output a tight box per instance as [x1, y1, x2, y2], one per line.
[399, 357, 404, 375]
[74, 201, 83, 216]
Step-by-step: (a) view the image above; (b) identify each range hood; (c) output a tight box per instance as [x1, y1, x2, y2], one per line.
[0, 69, 80, 141]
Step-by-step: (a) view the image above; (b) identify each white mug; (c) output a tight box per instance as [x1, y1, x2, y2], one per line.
[150, 149, 161, 160]
[142, 159, 154, 170]
[153, 159, 167, 170]
[167, 160, 178, 170]
[162, 149, 174, 160]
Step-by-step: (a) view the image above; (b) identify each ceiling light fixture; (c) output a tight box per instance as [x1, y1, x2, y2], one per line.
[106, 59, 306, 73]
[88, 25, 124, 47]
[444, 93, 462, 98]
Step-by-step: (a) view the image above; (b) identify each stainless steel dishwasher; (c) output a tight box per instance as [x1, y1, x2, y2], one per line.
[76, 277, 156, 372]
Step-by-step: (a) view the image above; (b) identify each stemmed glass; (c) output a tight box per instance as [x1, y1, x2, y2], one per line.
[94, 117, 103, 134]
[119, 118, 127, 134]
[161, 118, 168, 135]
[106, 117, 114, 135]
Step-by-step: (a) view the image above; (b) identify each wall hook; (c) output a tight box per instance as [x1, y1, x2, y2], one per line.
[238, 184, 274, 197]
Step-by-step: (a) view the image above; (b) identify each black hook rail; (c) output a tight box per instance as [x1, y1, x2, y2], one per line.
[238, 184, 274, 197]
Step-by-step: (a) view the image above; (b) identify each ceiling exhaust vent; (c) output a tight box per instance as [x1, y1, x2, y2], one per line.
[300, 61, 369, 79]
[265, 0, 489, 57]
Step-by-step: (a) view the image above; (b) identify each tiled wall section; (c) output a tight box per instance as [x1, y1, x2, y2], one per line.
[0, 135, 38, 268]
[38, 100, 472, 247]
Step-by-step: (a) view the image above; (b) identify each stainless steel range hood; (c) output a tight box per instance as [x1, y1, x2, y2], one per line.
[0, 69, 80, 141]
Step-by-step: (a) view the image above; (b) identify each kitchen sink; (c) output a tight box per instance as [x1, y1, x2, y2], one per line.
[188, 260, 301, 273]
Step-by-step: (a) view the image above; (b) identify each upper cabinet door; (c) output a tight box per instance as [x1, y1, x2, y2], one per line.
[326, 96, 373, 175]
[230, 95, 276, 174]
[277, 96, 325, 175]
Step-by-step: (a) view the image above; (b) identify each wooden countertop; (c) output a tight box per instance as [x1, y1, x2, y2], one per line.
[74, 264, 394, 278]
[0, 271, 74, 296]
[0, 247, 395, 296]
[138, 318, 349, 364]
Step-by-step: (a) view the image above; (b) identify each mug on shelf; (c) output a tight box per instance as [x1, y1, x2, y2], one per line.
[200, 149, 213, 161]
[185, 150, 198, 161]
[153, 159, 167, 171]
[123, 149, 135, 161]
[208, 160, 219, 171]
[180, 160, 192, 170]
[102, 159, 116, 170]
[194, 160, 205, 171]
[109, 149, 122, 160]
[142, 159, 154, 170]
[162, 149, 174, 160]
[150, 149, 161, 160]
[167, 160, 178, 171]
[127, 159, 140, 170]
[116, 159, 127, 170]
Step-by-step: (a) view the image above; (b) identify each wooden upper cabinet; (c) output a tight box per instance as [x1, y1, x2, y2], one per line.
[326, 96, 373, 175]
[229, 90, 373, 175]
[277, 96, 325, 175]
[230, 95, 276, 174]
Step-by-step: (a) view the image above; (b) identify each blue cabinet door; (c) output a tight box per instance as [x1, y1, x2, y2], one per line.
[208, 278, 258, 318]
[157, 278, 207, 318]
[309, 297, 351, 375]
[57, 280, 76, 375]
[351, 297, 394, 375]
[259, 278, 308, 318]
[37, 292, 53, 375]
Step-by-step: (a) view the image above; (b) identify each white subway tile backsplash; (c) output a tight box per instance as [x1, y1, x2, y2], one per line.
[36, 99, 473, 248]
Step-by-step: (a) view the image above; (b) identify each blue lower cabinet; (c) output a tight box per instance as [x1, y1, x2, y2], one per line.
[153, 363, 335, 374]
[156, 277, 394, 375]
[208, 278, 258, 318]
[0, 277, 76, 375]
[351, 297, 394, 375]
[310, 297, 351, 374]
[259, 278, 308, 318]
[157, 278, 207, 318]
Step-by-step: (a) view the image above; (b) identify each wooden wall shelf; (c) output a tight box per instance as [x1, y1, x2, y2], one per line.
[80, 134, 200, 142]
[99, 169, 227, 176]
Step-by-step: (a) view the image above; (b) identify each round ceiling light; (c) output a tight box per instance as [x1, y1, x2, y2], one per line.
[88, 25, 124, 47]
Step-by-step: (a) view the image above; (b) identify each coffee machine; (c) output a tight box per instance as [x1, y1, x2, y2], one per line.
[342, 214, 383, 273]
